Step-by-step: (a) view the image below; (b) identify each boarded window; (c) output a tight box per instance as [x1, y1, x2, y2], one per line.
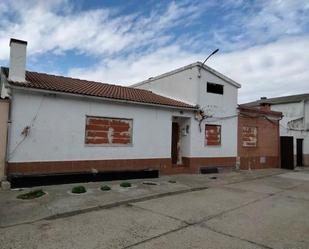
[85, 116, 132, 145]
[207, 82, 224, 95]
[205, 125, 221, 146]
[242, 126, 257, 147]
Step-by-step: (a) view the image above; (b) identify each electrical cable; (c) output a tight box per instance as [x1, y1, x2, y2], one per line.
[8, 95, 45, 159]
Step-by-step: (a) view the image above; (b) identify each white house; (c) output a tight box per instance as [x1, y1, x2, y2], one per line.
[0, 38, 241, 186]
[132, 62, 241, 164]
[245, 95, 309, 167]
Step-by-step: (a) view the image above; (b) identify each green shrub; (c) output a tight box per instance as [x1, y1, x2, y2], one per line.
[17, 189, 46, 200]
[120, 182, 132, 188]
[100, 185, 111, 191]
[71, 185, 86, 194]
[168, 180, 176, 183]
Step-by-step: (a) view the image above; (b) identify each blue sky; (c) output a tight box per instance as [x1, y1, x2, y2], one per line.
[0, 0, 308, 102]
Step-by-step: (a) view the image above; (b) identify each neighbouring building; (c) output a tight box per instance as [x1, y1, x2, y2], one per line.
[237, 105, 282, 170]
[0, 38, 283, 187]
[245, 95, 309, 167]
[0, 99, 9, 181]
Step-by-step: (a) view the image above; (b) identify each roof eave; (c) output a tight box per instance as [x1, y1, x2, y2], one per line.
[9, 84, 198, 111]
[131, 62, 241, 89]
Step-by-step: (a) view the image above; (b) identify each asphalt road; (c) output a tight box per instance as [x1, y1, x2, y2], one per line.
[1, 170, 309, 249]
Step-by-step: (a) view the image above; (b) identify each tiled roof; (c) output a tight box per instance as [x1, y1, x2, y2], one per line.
[238, 105, 282, 117]
[3, 68, 196, 109]
[244, 93, 309, 106]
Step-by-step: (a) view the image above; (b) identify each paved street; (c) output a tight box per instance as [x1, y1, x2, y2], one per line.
[1, 169, 309, 249]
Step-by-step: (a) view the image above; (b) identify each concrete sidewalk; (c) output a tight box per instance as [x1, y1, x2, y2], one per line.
[1, 168, 309, 249]
[0, 168, 286, 227]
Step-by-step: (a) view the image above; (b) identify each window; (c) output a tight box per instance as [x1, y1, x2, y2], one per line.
[207, 82, 224, 95]
[242, 126, 257, 147]
[205, 124, 221, 146]
[85, 116, 132, 146]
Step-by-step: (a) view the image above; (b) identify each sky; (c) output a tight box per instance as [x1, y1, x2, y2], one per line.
[0, 0, 308, 103]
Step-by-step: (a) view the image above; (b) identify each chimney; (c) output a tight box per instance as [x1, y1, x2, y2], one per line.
[260, 97, 267, 100]
[9, 38, 27, 82]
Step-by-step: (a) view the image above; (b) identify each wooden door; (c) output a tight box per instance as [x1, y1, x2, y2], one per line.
[171, 122, 179, 164]
[296, 139, 303, 166]
[280, 136, 294, 170]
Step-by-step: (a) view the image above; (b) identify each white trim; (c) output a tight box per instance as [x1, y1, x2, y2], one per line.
[131, 62, 241, 89]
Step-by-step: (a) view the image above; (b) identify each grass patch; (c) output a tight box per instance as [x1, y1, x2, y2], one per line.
[17, 189, 46, 200]
[168, 180, 176, 183]
[120, 182, 132, 188]
[71, 185, 87, 194]
[100, 185, 111, 191]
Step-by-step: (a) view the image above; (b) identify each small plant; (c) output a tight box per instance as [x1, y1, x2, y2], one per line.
[168, 180, 176, 183]
[17, 189, 46, 200]
[100, 185, 111, 191]
[120, 182, 132, 188]
[71, 185, 86, 194]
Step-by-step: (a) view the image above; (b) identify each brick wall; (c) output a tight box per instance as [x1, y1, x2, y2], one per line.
[205, 124, 221, 146]
[238, 108, 281, 170]
[8, 157, 237, 176]
[242, 126, 257, 147]
[85, 116, 132, 145]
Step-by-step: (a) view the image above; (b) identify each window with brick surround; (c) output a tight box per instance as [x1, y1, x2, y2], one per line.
[242, 126, 257, 147]
[205, 124, 221, 146]
[85, 116, 132, 146]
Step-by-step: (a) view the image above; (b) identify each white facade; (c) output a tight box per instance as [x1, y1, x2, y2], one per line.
[271, 100, 309, 165]
[8, 89, 197, 163]
[133, 63, 240, 158]
[7, 62, 241, 165]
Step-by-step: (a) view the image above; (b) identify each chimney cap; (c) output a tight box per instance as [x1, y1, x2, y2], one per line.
[10, 38, 27, 46]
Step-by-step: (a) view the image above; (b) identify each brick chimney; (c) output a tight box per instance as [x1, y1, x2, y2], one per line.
[258, 97, 270, 111]
[9, 38, 27, 82]
[260, 103, 271, 111]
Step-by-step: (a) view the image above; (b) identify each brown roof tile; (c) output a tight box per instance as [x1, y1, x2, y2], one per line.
[3, 68, 195, 109]
[238, 105, 282, 117]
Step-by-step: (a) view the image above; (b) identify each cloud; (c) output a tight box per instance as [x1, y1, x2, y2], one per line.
[69, 45, 199, 84]
[0, 0, 206, 60]
[209, 36, 309, 103]
[70, 35, 309, 104]
[212, 0, 309, 51]
[0, 0, 309, 104]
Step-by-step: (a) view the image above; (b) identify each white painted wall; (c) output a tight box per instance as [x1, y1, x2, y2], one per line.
[304, 100, 309, 161]
[135, 66, 199, 105]
[9, 40, 27, 82]
[9, 62, 240, 164]
[8, 90, 181, 162]
[271, 101, 309, 159]
[136, 65, 239, 158]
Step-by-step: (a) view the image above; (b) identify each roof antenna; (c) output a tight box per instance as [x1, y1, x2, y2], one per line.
[198, 49, 219, 78]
